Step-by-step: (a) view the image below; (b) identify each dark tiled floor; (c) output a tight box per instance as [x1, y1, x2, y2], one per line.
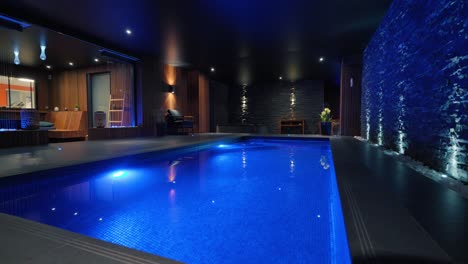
[331, 137, 467, 263]
[0, 134, 240, 179]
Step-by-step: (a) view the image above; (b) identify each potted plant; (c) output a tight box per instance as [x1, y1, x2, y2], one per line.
[74, 104, 80, 111]
[320, 108, 332, 135]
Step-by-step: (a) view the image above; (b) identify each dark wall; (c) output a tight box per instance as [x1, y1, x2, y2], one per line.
[138, 57, 165, 136]
[324, 80, 340, 119]
[229, 80, 324, 134]
[210, 80, 229, 131]
[340, 59, 362, 136]
[362, 0, 467, 181]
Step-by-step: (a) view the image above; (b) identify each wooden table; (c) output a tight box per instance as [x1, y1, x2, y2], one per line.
[280, 119, 305, 134]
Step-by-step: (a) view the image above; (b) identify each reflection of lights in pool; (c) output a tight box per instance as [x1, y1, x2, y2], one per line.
[112, 171, 126, 178]
[317, 215, 321, 218]
[218, 144, 227, 148]
[99, 218, 103, 221]
[211, 200, 215, 204]
[51, 207, 56, 211]
[172, 181, 176, 184]
[74, 212, 78, 216]
[278, 187, 282, 191]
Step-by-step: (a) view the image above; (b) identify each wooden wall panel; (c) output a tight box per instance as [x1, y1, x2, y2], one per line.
[162, 64, 188, 115]
[198, 74, 210, 133]
[187, 70, 200, 132]
[50, 63, 134, 129]
[159, 64, 211, 134]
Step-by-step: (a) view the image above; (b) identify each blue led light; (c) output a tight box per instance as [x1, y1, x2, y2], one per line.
[218, 144, 227, 148]
[0, 15, 31, 29]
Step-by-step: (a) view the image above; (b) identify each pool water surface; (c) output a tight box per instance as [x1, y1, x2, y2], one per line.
[0, 139, 351, 264]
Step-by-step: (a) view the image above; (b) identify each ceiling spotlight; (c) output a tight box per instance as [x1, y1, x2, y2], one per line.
[125, 28, 132, 35]
[40, 45, 47, 61]
[319, 57, 325, 63]
[210, 67, 215, 72]
[46, 65, 52, 69]
[94, 58, 99, 62]
[279, 76, 283, 80]
[69, 62, 74, 66]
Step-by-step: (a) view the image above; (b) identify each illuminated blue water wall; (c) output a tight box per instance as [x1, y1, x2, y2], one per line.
[362, 0, 467, 181]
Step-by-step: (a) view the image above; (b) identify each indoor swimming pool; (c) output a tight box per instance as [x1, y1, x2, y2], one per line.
[0, 138, 351, 264]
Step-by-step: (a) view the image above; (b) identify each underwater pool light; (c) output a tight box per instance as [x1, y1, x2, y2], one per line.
[112, 170, 126, 178]
[218, 144, 228, 148]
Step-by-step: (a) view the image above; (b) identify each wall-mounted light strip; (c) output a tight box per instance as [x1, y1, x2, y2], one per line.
[0, 14, 31, 31]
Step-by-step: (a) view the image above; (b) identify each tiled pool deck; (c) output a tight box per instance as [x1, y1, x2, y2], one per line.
[0, 134, 466, 263]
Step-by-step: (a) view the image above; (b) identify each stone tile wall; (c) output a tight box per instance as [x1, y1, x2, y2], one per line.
[362, 0, 467, 181]
[229, 80, 324, 134]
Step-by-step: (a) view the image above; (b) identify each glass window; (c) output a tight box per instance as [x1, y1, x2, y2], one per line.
[0, 75, 36, 109]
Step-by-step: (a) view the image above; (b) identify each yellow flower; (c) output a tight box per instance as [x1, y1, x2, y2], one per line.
[325, 108, 331, 113]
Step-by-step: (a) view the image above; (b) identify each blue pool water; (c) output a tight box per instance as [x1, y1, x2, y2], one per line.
[0, 139, 351, 264]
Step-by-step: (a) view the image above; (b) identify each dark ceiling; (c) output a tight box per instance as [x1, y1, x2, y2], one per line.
[0, 25, 108, 71]
[0, 0, 393, 84]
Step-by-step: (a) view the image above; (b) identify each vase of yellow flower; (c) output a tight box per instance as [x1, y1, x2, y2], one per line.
[320, 108, 332, 135]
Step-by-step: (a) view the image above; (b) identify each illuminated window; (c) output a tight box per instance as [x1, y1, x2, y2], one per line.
[0, 75, 36, 109]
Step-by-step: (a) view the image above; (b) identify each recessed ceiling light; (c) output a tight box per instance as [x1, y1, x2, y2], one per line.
[125, 28, 132, 35]
[46, 65, 52, 69]
[69, 62, 74, 66]
[94, 58, 99, 62]
[279, 76, 283, 80]
[210, 67, 215, 72]
[319, 57, 325, 62]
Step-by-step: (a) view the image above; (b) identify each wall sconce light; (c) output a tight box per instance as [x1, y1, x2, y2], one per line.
[13, 50, 20, 65]
[40, 45, 47, 60]
[167, 85, 175, 94]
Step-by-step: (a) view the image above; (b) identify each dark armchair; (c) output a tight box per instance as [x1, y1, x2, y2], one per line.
[165, 109, 194, 135]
